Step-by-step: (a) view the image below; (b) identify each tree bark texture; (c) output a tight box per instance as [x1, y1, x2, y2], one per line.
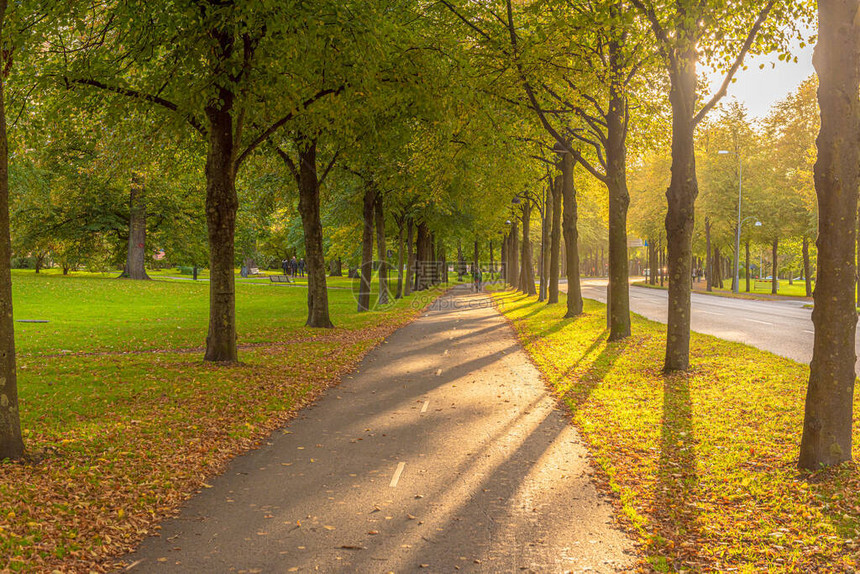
[358, 184, 375, 312]
[548, 175, 562, 304]
[509, 219, 519, 288]
[561, 154, 582, 317]
[799, 0, 860, 469]
[395, 218, 405, 299]
[297, 139, 333, 328]
[124, 174, 150, 280]
[606, 41, 631, 339]
[404, 218, 414, 296]
[203, 100, 239, 362]
[0, 0, 23, 459]
[519, 201, 536, 295]
[539, 182, 552, 301]
[663, 44, 699, 371]
[375, 193, 388, 306]
[745, 240, 751, 293]
[415, 221, 431, 291]
[771, 237, 779, 295]
[705, 218, 713, 291]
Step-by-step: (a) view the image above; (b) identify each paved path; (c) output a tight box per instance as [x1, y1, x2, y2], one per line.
[577, 279, 860, 366]
[122, 285, 633, 573]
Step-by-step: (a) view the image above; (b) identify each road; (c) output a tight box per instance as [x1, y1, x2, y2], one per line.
[122, 285, 633, 573]
[574, 279, 854, 366]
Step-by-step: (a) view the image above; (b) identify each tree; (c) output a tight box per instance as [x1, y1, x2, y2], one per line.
[0, 0, 21, 460]
[798, 0, 860, 470]
[630, 0, 808, 371]
[59, 1, 345, 361]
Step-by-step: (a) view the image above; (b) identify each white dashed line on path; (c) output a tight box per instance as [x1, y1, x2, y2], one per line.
[804, 330, 814, 334]
[389, 462, 406, 488]
[421, 400, 429, 413]
[698, 310, 723, 315]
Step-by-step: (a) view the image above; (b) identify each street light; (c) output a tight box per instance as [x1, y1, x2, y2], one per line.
[718, 150, 743, 293]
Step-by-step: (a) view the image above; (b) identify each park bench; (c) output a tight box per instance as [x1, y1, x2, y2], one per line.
[269, 275, 292, 283]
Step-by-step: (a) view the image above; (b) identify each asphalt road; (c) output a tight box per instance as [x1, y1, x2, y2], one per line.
[122, 285, 633, 573]
[575, 279, 851, 366]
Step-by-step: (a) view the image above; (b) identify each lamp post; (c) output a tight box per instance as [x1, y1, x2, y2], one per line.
[718, 150, 743, 293]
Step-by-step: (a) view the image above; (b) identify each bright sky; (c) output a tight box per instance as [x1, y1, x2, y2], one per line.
[705, 41, 815, 120]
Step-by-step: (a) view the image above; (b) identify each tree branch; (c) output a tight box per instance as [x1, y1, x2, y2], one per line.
[319, 149, 340, 187]
[68, 77, 206, 136]
[693, 0, 777, 126]
[234, 85, 344, 171]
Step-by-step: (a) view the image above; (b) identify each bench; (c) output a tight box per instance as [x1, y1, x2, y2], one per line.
[269, 275, 292, 283]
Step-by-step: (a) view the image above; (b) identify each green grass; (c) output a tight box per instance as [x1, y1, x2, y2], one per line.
[1, 270, 442, 572]
[635, 278, 814, 300]
[492, 289, 859, 572]
[709, 279, 813, 298]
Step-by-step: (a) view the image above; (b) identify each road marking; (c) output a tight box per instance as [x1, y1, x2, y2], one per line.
[435, 368, 442, 376]
[744, 318, 774, 326]
[389, 462, 406, 487]
[420, 400, 429, 413]
[698, 310, 723, 316]
[804, 330, 814, 334]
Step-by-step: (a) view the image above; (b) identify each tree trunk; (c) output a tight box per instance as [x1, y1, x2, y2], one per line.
[0, 0, 23, 459]
[358, 183, 375, 312]
[771, 237, 779, 295]
[404, 218, 414, 296]
[605, 84, 631, 338]
[296, 139, 333, 328]
[714, 246, 722, 289]
[395, 218, 405, 299]
[648, 239, 657, 285]
[416, 221, 430, 291]
[519, 201, 536, 295]
[705, 218, 713, 291]
[561, 154, 582, 316]
[375, 192, 388, 306]
[799, 0, 860, 469]
[330, 258, 342, 277]
[473, 239, 479, 278]
[663, 41, 699, 372]
[123, 174, 150, 280]
[500, 234, 507, 283]
[745, 240, 751, 293]
[546, 176, 563, 305]
[659, 243, 665, 287]
[489, 240, 494, 280]
[509, 219, 519, 288]
[803, 236, 812, 298]
[203, 101, 239, 363]
[539, 181, 552, 301]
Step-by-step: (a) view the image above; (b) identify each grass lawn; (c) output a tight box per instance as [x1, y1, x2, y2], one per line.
[710, 279, 813, 298]
[491, 289, 859, 572]
[1, 271, 443, 573]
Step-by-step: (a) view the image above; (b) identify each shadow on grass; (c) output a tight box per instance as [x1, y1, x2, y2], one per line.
[563, 336, 628, 410]
[651, 371, 699, 569]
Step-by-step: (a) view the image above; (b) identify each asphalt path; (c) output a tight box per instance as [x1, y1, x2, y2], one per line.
[573, 279, 855, 366]
[122, 285, 633, 573]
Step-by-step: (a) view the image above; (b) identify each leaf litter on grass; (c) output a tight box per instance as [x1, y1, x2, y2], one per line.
[492, 290, 860, 573]
[0, 273, 444, 573]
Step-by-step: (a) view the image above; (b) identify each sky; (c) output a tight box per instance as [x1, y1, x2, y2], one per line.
[705, 41, 815, 120]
